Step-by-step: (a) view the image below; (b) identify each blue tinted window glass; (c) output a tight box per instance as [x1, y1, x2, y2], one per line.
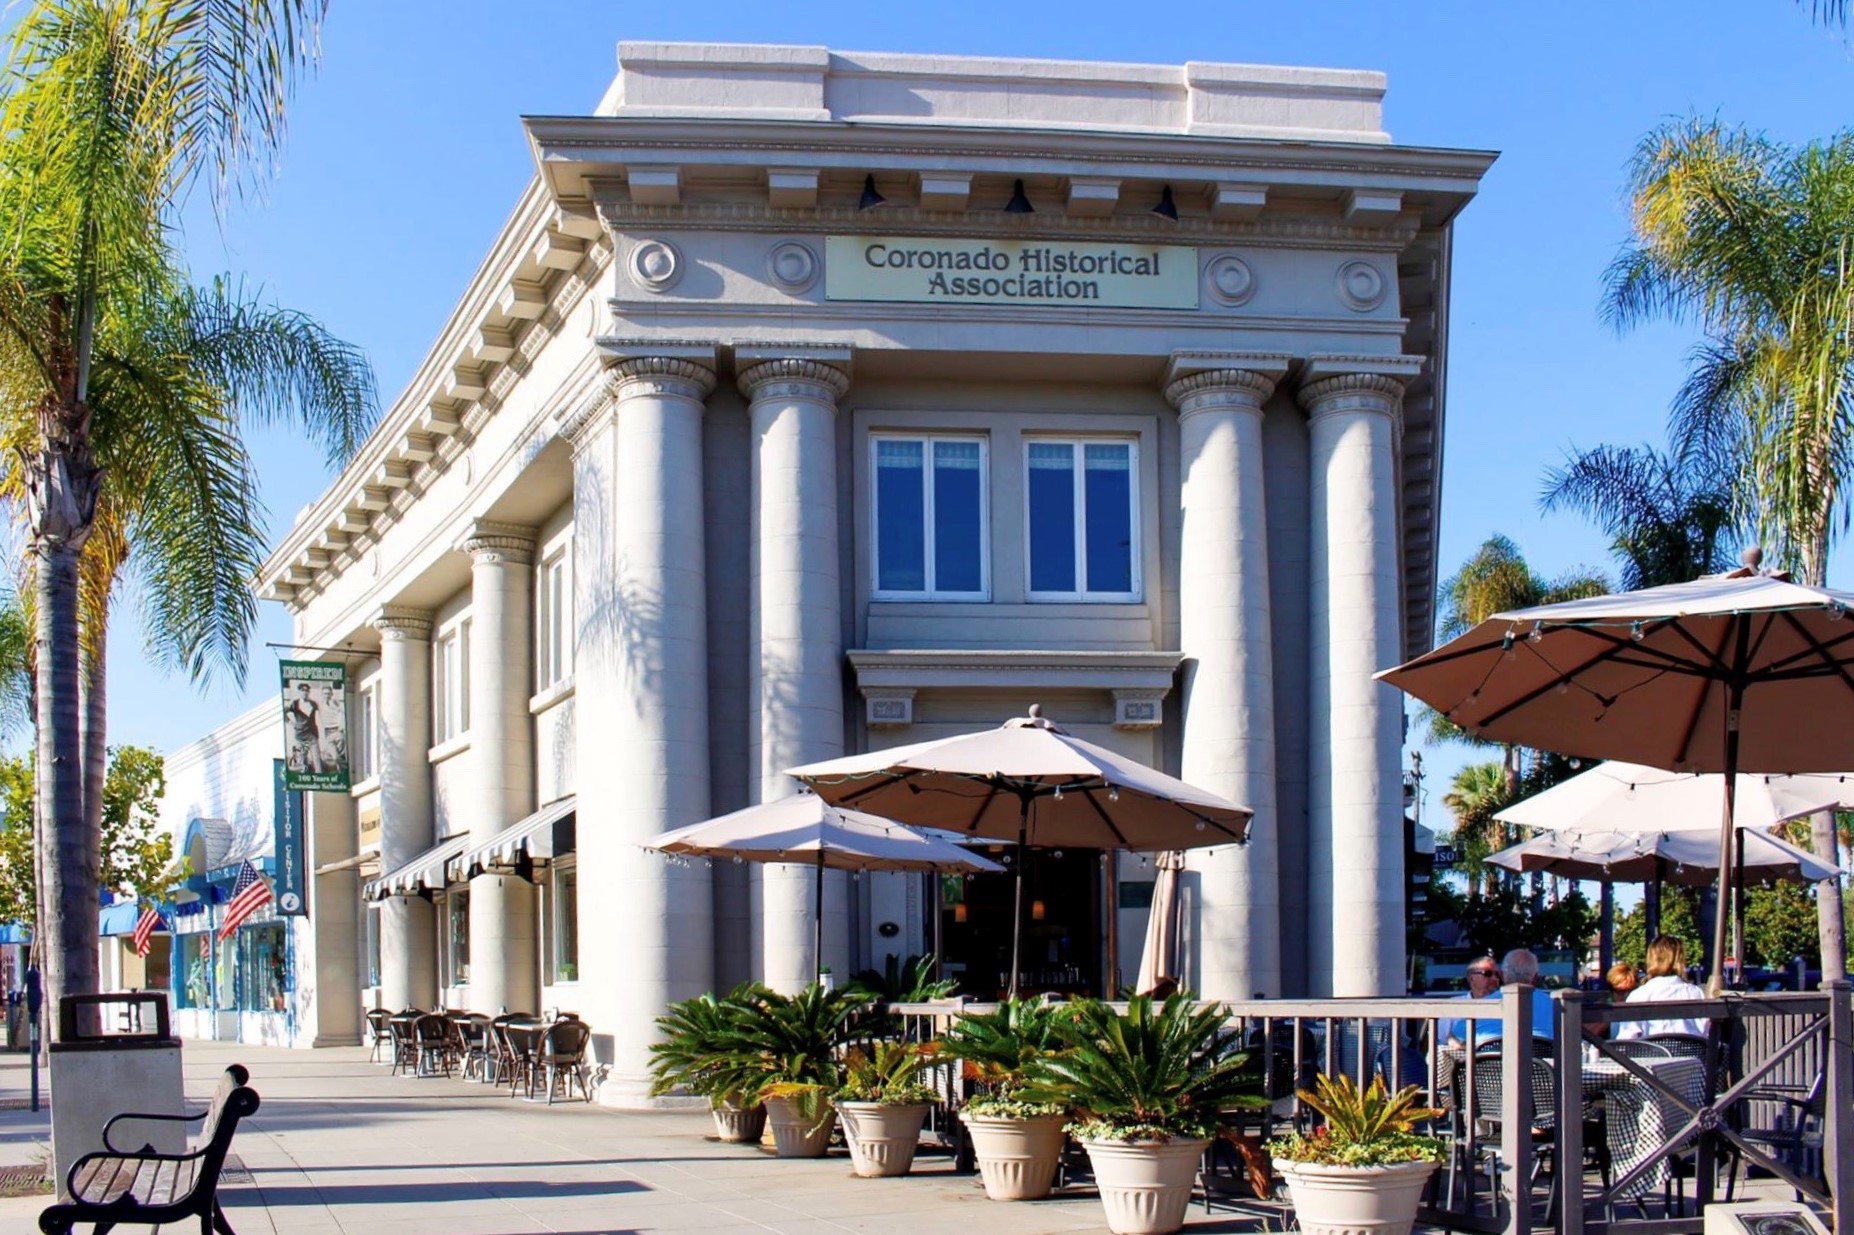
[1027, 443, 1076, 593]
[876, 440, 925, 592]
[933, 440, 983, 593]
[1084, 444, 1133, 594]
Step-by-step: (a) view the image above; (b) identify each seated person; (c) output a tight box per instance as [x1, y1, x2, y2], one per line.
[1615, 936, 1708, 1039]
[1440, 956, 1502, 1048]
[1442, 950, 1558, 1048]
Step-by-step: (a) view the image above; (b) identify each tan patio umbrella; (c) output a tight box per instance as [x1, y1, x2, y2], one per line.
[1379, 565, 1854, 992]
[788, 707, 1251, 997]
[644, 793, 1002, 981]
[1487, 826, 1838, 887]
[1134, 851, 1187, 995]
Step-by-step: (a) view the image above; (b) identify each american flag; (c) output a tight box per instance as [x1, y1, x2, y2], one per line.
[131, 905, 164, 958]
[217, 862, 273, 940]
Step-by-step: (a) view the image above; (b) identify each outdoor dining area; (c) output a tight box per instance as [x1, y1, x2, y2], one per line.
[365, 1006, 593, 1104]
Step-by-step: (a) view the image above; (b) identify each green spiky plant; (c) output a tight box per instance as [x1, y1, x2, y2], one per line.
[647, 983, 768, 1109]
[1267, 1074, 1446, 1167]
[836, 1041, 937, 1106]
[1017, 994, 1263, 1142]
[937, 995, 1067, 1119]
[719, 982, 874, 1135]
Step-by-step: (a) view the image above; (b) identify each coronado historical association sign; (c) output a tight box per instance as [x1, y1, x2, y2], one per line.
[824, 236, 1197, 309]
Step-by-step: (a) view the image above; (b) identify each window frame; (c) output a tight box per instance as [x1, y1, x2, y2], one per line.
[432, 618, 471, 744]
[535, 548, 572, 692]
[869, 432, 992, 602]
[1022, 436, 1142, 603]
[443, 887, 469, 987]
[352, 682, 379, 782]
[550, 858, 578, 984]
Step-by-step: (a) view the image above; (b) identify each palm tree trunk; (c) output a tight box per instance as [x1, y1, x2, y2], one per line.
[81, 640, 105, 899]
[35, 539, 93, 1017]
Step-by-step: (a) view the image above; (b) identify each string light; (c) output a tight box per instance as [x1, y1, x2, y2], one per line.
[1528, 621, 1544, 644]
[1556, 682, 1569, 696]
[1630, 621, 1645, 642]
[1501, 631, 1516, 661]
[1053, 785, 1064, 801]
[1108, 785, 1120, 801]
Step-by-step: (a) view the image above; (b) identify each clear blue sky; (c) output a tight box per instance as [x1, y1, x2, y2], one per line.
[116, 1, 1854, 836]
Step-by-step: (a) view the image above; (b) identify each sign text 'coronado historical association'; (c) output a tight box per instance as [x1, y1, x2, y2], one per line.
[824, 237, 1198, 308]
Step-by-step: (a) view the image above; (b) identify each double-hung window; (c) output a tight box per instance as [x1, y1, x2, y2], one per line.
[352, 685, 378, 782]
[1025, 439, 1139, 600]
[536, 550, 572, 691]
[433, 620, 471, 743]
[872, 435, 988, 599]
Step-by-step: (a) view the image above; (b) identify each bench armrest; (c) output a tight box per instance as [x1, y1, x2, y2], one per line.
[101, 1108, 205, 1154]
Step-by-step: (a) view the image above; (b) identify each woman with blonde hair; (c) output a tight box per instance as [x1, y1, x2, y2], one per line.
[1616, 935, 1708, 1039]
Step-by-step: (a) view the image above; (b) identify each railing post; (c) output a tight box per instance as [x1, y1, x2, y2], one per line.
[1555, 990, 1584, 1235]
[1501, 983, 1533, 1235]
[1827, 979, 1853, 1234]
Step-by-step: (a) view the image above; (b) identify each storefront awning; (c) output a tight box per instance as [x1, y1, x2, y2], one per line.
[453, 796, 575, 880]
[99, 900, 142, 936]
[362, 834, 469, 901]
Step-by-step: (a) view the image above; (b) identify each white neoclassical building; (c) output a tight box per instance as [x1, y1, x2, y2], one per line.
[244, 42, 1491, 1100]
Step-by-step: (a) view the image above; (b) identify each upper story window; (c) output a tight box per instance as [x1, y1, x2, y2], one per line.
[433, 619, 470, 744]
[872, 434, 988, 599]
[352, 684, 378, 782]
[1026, 439, 1139, 601]
[536, 549, 572, 692]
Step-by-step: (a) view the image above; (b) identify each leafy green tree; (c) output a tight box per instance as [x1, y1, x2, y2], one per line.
[1540, 443, 1739, 589]
[0, 1, 374, 1010]
[0, 744, 180, 930]
[1614, 885, 1707, 970]
[1604, 119, 1854, 585]
[1742, 882, 1822, 969]
[1425, 880, 1597, 965]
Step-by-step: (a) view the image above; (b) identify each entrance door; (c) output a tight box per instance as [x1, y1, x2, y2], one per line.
[940, 846, 1103, 999]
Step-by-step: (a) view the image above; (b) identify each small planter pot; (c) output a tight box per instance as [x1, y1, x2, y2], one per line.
[1275, 1159, 1438, 1235]
[710, 1101, 766, 1144]
[1082, 1137, 1209, 1235]
[837, 1101, 929, 1177]
[962, 1112, 1067, 1201]
[762, 1095, 837, 1158]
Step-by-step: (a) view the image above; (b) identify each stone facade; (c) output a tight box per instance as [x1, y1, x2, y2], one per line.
[243, 43, 1491, 1096]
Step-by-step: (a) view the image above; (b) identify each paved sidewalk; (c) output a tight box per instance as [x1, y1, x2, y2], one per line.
[0, 1039, 1290, 1234]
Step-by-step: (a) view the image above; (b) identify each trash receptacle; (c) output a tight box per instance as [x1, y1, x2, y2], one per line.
[48, 991, 184, 1200]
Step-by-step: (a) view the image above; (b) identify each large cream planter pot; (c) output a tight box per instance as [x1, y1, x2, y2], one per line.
[1082, 1138, 1209, 1235]
[762, 1097, 837, 1158]
[837, 1102, 930, 1177]
[963, 1113, 1067, 1201]
[711, 1101, 766, 1144]
[1276, 1159, 1439, 1235]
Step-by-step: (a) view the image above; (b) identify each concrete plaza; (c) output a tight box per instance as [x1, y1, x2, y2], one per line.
[0, 1040, 1290, 1235]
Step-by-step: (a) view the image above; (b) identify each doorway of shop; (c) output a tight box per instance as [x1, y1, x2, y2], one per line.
[939, 845, 1104, 999]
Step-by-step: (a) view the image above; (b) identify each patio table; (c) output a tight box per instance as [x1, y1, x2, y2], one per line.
[1583, 1054, 1708, 1199]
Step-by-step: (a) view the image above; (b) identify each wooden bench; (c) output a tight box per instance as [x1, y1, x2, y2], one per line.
[38, 1064, 260, 1235]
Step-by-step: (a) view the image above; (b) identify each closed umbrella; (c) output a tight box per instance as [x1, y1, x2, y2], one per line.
[789, 707, 1251, 997]
[1134, 851, 1186, 995]
[1379, 566, 1854, 991]
[1486, 827, 1838, 886]
[644, 793, 1002, 980]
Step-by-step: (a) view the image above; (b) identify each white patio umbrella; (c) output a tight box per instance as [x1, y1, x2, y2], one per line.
[1486, 827, 1838, 887]
[1494, 761, 1853, 834]
[1380, 566, 1854, 991]
[644, 793, 1003, 980]
[788, 707, 1251, 998]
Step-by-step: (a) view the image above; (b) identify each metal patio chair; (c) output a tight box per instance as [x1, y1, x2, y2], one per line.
[540, 1019, 593, 1104]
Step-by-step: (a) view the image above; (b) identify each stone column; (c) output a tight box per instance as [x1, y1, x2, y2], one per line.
[562, 350, 715, 1102]
[1165, 360, 1284, 1000]
[308, 789, 362, 1044]
[739, 352, 851, 993]
[373, 605, 436, 1010]
[1300, 367, 1409, 997]
[462, 520, 538, 1014]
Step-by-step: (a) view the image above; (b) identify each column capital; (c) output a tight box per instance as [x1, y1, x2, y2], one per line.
[1296, 372, 1407, 422]
[557, 380, 616, 454]
[1164, 368, 1277, 418]
[460, 519, 536, 566]
[373, 605, 434, 641]
[736, 347, 852, 404]
[607, 354, 718, 403]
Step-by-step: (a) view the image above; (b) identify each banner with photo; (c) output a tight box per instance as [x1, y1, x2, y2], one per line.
[280, 660, 349, 791]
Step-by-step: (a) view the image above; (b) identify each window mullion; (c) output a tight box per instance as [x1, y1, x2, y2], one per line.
[922, 436, 936, 596]
[1072, 440, 1087, 597]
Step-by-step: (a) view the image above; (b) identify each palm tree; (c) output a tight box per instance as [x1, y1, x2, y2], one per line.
[1604, 118, 1854, 585]
[1540, 442, 1740, 589]
[1442, 761, 1514, 898]
[0, 1, 371, 1011]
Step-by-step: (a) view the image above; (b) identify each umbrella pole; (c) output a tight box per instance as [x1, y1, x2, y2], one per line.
[1103, 849, 1118, 1000]
[814, 850, 825, 985]
[1733, 827, 1747, 981]
[1599, 881, 1615, 977]
[1008, 797, 1029, 1002]
[1709, 674, 1746, 996]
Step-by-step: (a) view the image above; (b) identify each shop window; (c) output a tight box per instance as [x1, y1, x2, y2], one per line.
[215, 934, 237, 1011]
[552, 860, 578, 983]
[433, 619, 471, 743]
[176, 933, 213, 1010]
[536, 550, 572, 691]
[1026, 439, 1139, 600]
[446, 889, 470, 986]
[872, 435, 988, 599]
[239, 923, 288, 1012]
[365, 904, 382, 988]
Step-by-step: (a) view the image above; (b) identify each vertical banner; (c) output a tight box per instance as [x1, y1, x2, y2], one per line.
[272, 760, 308, 917]
[280, 659, 349, 791]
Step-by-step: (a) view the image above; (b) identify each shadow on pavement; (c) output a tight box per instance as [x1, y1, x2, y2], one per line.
[251, 1178, 651, 1206]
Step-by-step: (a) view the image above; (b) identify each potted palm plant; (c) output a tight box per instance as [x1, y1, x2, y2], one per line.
[1022, 995, 1260, 1235]
[647, 984, 768, 1143]
[736, 983, 872, 1158]
[834, 1041, 937, 1177]
[937, 996, 1070, 1201]
[1267, 1074, 1445, 1235]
